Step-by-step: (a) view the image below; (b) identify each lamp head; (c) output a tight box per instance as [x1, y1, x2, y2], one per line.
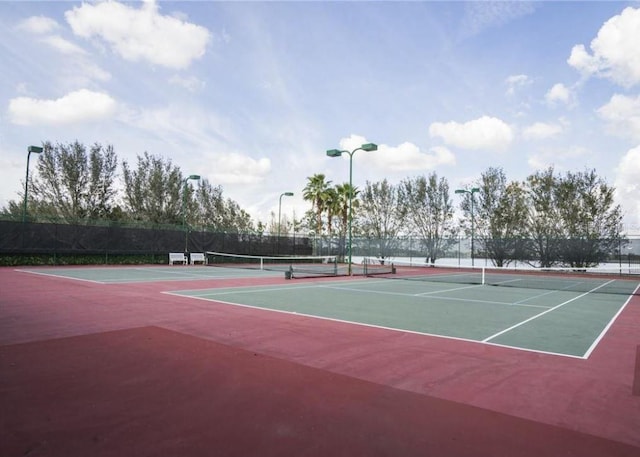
[28, 146, 43, 154]
[470, 187, 480, 193]
[326, 149, 342, 157]
[360, 143, 378, 152]
[284, 192, 294, 196]
[455, 189, 466, 194]
[187, 174, 201, 180]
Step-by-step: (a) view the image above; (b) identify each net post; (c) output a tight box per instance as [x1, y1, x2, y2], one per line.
[260, 257, 264, 270]
[481, 266, 485, 285]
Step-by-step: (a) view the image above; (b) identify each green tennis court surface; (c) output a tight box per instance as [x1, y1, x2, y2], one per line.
[168, 277, 638, 358]
[17, 265, 282, 284]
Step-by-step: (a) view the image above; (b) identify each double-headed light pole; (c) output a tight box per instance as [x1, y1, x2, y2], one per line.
[23, 145, 43, 223]
[454, 187, 480, 267]
[182, 174, 201, 252]
[326, 142, 378, 275]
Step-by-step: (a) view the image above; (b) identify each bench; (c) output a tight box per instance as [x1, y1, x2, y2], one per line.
[190, 252, 206, 265]
[169, 252, 187, 265]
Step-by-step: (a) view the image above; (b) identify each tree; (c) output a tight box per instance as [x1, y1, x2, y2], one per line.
[194, 179, 226, 228]
[122, 152, 182, 224]
[29, 141, 118, 222]
[553, 169, 623, 267]
[461, 167, 529, 267]
[335, 183, 359, 260]
[267, 212, 293, 236]
[188, 178, 255, 233]
[322, 187, 339, 237]
[526, 167, 563, 267]
[221, 199, 254, 233]
[359, 179, 406, 262]
[334, 183, 358, 238]
[488, 180, 530, 266]
[400, 173, 457, 265]
[302, 174, 332, 235]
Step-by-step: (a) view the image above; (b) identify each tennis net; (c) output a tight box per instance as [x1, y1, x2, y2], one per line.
[376, 260, 640, 296]
[206, 251, 339, 278]
[361, 257, 396, 276]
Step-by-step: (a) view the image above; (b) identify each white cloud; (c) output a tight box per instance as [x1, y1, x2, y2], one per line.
[17, 15, 59, 34]
[567, 6, 640, 87]
[119, 104, 270, 185]
[460, 2, 536, 38]
[338, 134, 370, 153]
[428, 116, 514, 151]
[17, 15, 110, 85]
[597, 93, 640, 142]
[40, 35, 86, 55]
[505, 74, 531, 96]
[7, 89, 117, 126]
[169, 75, 206, 92]
[334, 134, 455, 172]
[375, 144, 456, 172]
[527, 145, 587, 170]
[210, 154, 271, 185]
[545, 83, 571, 106]
[522, 122, 563, 140]
[614, 145, 640, 227]
[121, 104, 236, 149]
[65, 0, 211, 69]
[77, 61, 112, 83]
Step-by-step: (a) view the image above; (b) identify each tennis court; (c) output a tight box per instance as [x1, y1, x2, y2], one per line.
[17, 264, 282, 284]
[2, 264, 639, 456]
[18, 261, 639, 358]
[168, 267, 639, 358]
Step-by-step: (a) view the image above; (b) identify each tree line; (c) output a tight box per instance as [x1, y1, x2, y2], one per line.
[3, 141, 626, 267]
[301, 167, 625, 268]
[2, 141, 255, 233]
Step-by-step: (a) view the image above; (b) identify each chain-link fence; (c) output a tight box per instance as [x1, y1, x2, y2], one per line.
[0, 220, 312, 265]
[309, 234, 640, 268]
[2, 218, 639, 268]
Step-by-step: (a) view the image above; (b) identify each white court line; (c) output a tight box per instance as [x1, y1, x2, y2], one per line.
[164, 282, 329, 297]
[512, 288, 564, 305]
[169, 280, 534, 308]
[414, 284, 482, 296]
[582, 281, 640, 359]
[15, 269, 107, 284]
[319, 284, 549, 308]
[168, 291, 585, 359]
[482, 279, 616, 343]
[510, 281, 587, 305]
[16, 266, 278, 285]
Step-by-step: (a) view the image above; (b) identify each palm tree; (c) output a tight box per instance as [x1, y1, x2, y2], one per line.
[323, 187, 339, 237]
[335, 183, 359, 259]
[302, 174, 332, 234]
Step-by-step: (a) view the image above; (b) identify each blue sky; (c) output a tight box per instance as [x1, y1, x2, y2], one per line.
[1, 1, 639, 232]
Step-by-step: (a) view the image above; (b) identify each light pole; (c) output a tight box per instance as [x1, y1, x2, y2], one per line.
[326, 142, 378, 275]
[182, 174, 200, 252]
[278, 192, 294, 254]
[23, 145, 43, 223]
[455, 187, 480, 267]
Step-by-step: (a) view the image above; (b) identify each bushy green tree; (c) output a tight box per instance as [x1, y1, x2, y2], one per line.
[359, 179, 405, 261]
[553, 169, 623, 267]
[526, 167, 563, 267]
[121, 152, 182, 224]
[28, 141, 118, 222]
[400, 173, 456, 264]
